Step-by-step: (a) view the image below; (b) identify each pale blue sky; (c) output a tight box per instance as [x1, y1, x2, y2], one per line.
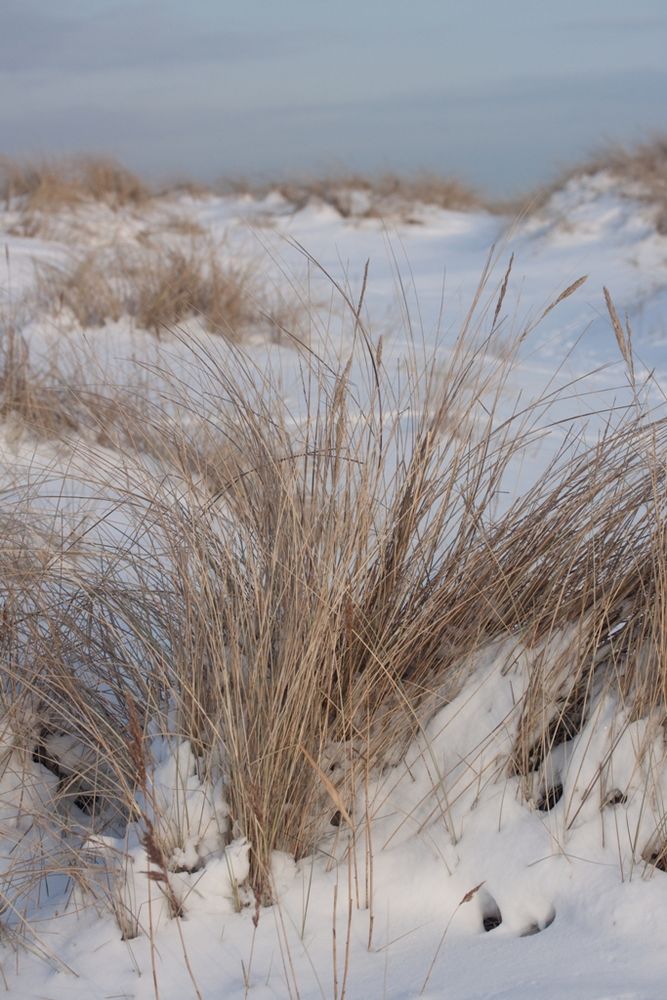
[2, 0, 667, 194]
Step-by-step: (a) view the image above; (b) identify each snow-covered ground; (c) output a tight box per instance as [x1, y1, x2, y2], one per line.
[1, 173, 667, 998]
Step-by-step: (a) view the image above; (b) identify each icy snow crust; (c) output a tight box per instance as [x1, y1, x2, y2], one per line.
[2, 177, 667, 997]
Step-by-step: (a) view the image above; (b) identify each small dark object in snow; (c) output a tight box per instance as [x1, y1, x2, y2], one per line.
[536, 782, 563, 811]
[481, 893, 503, 932]
[330, 810, 341, 827]
[603, 789, 627, 807]
[483, 912, 502, 931]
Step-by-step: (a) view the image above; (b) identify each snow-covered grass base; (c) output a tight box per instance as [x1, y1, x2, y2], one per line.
[3, 641, 667, 999]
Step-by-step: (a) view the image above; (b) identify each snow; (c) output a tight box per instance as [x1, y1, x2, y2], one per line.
[2, 176, 667, 998]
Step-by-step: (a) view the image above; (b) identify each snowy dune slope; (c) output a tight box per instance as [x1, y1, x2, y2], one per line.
[1, 174, 667, 999]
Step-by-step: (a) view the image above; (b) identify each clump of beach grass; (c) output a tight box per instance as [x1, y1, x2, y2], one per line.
[0, 229, 666, 966]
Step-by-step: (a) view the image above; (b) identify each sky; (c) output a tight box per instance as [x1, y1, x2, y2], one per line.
[2, 0, 667, 195]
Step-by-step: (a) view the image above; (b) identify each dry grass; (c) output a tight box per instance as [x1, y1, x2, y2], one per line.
[34, 241, 298, 342]
[0, 306, 245, 488]
[225, 171, 485, 219]
[4, 140, 667, 238]
[0, 154, 149, 213]
[0, 305, 83, 439]
[127, 341, 667, 902]
[507, 136, 667, 229]
[1, 250, 667, 952]
[131, 247, 253, 337]
[142, 213, 206, 238]
[4, 149, 667, 977]
[597, 137, 667, 231]
[37, 252, 125, 329]
[222, 137, 667, 228]
[0, 155, 151, 241]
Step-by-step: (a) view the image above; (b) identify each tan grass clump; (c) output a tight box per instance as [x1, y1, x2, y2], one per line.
[53, 262, 610, 901]
[3, 263, 667, 927]
[507, 136, 667, 231]
[130, 247, 253, 337]
[600, 137, 667, 232]
[0, 307, 82, 439]
[0, 154, 148, 213]
[226, 171, 485, 219]
[38, 252, 125, 329]
[118, 279, 667, 898]
[35, 242, 287, 341]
